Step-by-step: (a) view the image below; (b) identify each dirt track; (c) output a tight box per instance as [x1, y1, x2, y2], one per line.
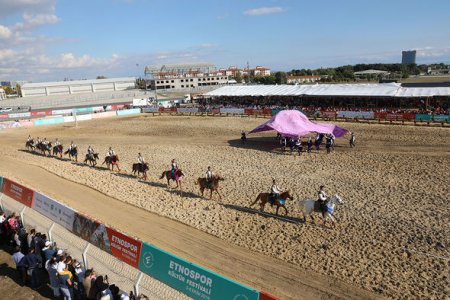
[1, 115, 449, 299]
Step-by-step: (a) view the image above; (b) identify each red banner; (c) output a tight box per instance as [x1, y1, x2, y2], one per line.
[106, 227, 142, 268]
[211, 108, 220, 114]
[158, 107, 177, 112]
[374, 112, 386, 119]
[402, 113, 415, 120]
[31, 110, 52, 116]
[0, 114, 8, 119]
[386, 113, 404, 120]
[259, 291, 280, 300]
[1, 178, 34, 207]
[244, 108, 254, 115]
[262, 108, 273, 115]
[111, 104, 126, 110]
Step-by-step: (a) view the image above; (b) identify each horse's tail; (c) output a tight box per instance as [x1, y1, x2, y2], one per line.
[250, 193, 261, 207]
[159, 171, 166, 179]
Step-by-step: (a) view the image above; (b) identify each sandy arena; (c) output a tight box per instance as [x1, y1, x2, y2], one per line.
[0, 115, 449, 300]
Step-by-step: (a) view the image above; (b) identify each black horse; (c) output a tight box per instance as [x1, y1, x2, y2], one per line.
[84, 153, 99, 166]
[64, 147, 78, 162]
[132, 163, 149, 180]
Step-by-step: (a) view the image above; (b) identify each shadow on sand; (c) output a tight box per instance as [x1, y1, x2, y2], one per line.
[223, 204, 305, 224]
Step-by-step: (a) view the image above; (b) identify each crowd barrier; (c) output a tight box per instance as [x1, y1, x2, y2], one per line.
[33, 117, 65, 126]
[0, 176, 275, 300]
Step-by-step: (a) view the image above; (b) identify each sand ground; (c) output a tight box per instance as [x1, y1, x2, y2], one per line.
[0, 115, 449, 299]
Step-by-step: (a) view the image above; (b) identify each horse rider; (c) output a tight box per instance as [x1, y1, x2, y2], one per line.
[349, 132, 356, 148]
[205, 166, 213, 188]
[27, 135, 32, 142]
[87, 145, 95, 159]
[54, 138, 61, 146]
[36, 137, 41, 144]
[171, 159, 178, 178]
[137, 152, 145, 169]
[318, 185, 328, 216]
[296, 138, 303, 153]
[107, 147, 115, 158]
[270, 179, 282, 205]
[69, 141, 76, 150]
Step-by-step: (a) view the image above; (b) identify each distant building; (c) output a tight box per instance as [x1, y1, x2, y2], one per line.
[0, 88, 6, 100]
[21, 77, 136, 97]
[145, 63, 228, 90]
[354, 69, 390, 79]
[402, 50, 416, 64]
[287, 75, 321, 84]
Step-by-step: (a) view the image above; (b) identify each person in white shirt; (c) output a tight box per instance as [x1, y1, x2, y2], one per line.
[270, 179, 282, 203]
[138, 153, 145, 165]
[205, 166, 213, 188]
[54, 138, 61, 146]
[318, 185, 328, 216]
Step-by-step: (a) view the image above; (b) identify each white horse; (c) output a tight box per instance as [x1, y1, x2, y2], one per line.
[297, 194, 344, 227]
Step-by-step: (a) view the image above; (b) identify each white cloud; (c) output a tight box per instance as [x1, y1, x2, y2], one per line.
[14, 13, 60, 30]
[0, 49, 15, 59]
[244, 6, 285, 16]
[0, 25, 12, 39]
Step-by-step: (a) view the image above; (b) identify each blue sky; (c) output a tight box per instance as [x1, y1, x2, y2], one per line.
[1, 0, 450, 81]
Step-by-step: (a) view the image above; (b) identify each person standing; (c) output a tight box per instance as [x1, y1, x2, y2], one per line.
[349, 132, 356, 148]
[22, 248, 42, 290]
[12, 246, 26, 286]
[307, 137, 313, 153]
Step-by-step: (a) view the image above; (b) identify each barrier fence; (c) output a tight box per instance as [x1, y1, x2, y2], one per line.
[0, 176, 277, 300]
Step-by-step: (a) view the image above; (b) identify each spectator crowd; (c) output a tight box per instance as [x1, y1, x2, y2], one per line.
[0, 210, 149, 300]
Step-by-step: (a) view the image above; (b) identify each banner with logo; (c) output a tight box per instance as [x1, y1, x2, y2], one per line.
[142, 107, 159, 113]
[106, 227, 142, 268]
[8, 112, 31, 119]
[433, 114, 450, 121]
[139, 242, 259, 300]
[219, 108, 245, 114]
[31, 110, 52, 117]
[337, 111, 374, 119]
[72, 212, 111, 253]
[321, 111, 337, 118]
[1, 178, 34, 207]
[52, 109, 73, 115]
[177, 108, 199, 113]
[0, 114, 8, 119]
[32, 192, 76, 231]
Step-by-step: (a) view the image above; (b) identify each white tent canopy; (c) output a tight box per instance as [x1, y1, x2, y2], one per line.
[205, 83, 450, 98]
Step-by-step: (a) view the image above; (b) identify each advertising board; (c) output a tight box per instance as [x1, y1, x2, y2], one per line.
[432, 114, 450, 121]
[139, 242, 259, 300]
[177, 108, 199, 113]
[32, 192, 76, 231]
[52, 109, 73, 115]
[8, 112, 31, 119]
[415, 113, 432, 121]
[75, 114, 92, 121]
[116, 108, 141, 116]
[1, 178, 34, 207]
[219, 108, 245, 114]
[337, 111, 374, 119]
[31, 110, 52, 117]
[142, 107, 159, 113]
[106, 227, 142, 268]
[73, 107, 93, 113]
[91, 111, 117, 119]
[33, 117, 65, 126]
[72, 212, 111, 252]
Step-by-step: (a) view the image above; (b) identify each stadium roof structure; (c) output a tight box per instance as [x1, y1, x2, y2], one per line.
[205, 83, 450, 98]
[144, 63, 216, 76]
[22, 77, 135, 88]
[354, 69, 390, 75]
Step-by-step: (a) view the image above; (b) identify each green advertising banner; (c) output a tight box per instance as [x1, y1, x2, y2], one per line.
[139, 242, 259, 300]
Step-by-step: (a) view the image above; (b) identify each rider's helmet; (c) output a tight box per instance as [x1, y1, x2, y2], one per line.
[208, 166, 211, 170]
[138, 152, 141, 156]
[320, 185, 325, 190]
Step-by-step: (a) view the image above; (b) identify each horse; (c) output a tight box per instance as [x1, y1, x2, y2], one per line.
[160, 169, 184, 189]
[37, 142, 52, 156]
[84, 153, 99, 166]
[25, 140, 35, 152]
[132, 163, 149, 180]
[102, 155, 120, 171]
[196, 175, 225, 200]
[53, 145, 63, 158]
[250, 190, 294, 215]
[64, 147, 78, 162]
[297, 194, 344, 228]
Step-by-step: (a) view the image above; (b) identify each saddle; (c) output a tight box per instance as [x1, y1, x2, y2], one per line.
[315, 200, 327, 213]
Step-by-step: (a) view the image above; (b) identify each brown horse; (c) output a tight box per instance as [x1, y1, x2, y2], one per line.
[53, 145, 63, 158]
[102, 155, 120, 171]
[196, 176, 225, 200]
[37, 142, 52, 156]
[160, 169, 184, 189]
[64, 147, 78, 162]
[132, 163, 149, 180]
[25, 140, 35, 152]
[250, 190, 294, 215]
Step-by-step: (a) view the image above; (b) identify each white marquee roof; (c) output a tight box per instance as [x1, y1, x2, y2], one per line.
[205, 83, 450, 98]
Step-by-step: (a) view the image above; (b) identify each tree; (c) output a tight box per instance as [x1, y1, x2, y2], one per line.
[234, 72, 243, 83]
[96, 76, 107, 79]
[135, 78, 146, 89]
[2, 86, 13, 94]
[275, 72, 287, 84]
[16, 84, 22, 97]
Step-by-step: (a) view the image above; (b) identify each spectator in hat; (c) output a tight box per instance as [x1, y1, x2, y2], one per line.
[42, 240, 56, 263]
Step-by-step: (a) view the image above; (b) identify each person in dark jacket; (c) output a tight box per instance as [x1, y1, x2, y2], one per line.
[22, 248, 42, 289]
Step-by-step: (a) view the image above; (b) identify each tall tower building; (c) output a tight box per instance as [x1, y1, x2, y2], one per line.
[402, 50, 416, 64]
